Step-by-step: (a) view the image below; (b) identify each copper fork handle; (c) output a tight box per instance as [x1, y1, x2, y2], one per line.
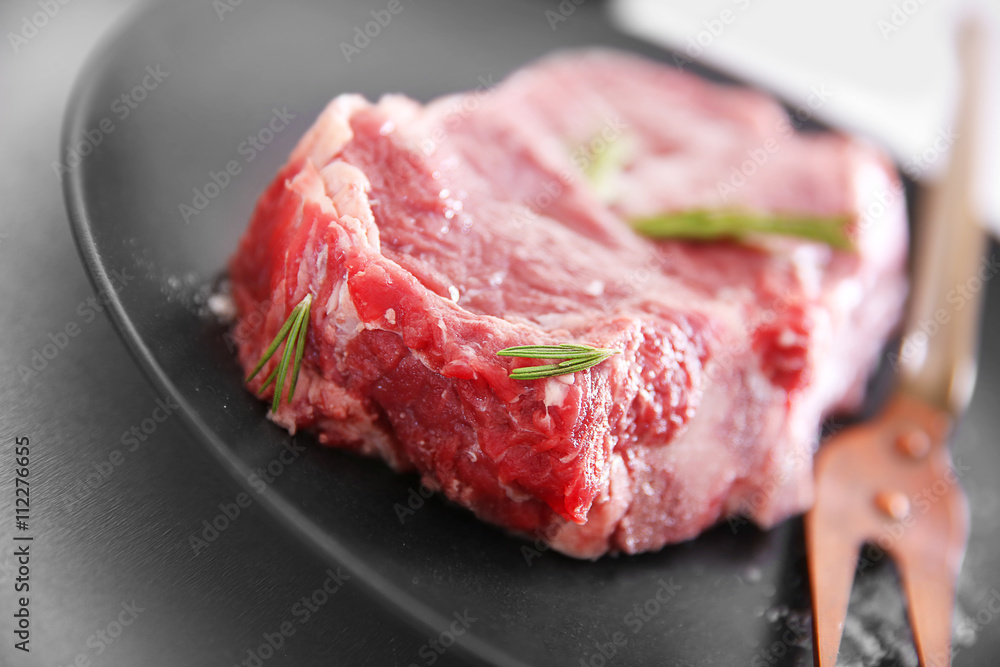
[898, 20, 989, 415]
[807, 393, 969, 667]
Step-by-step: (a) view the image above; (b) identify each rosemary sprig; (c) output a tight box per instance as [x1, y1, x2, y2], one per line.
[246, 294, 312, 413]
[497, 343, 621, 380]
[583, 134, 633, 204]
[630, 210, 855, 251]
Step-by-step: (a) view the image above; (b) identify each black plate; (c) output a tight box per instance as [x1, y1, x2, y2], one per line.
[63, 1, 1000, 664]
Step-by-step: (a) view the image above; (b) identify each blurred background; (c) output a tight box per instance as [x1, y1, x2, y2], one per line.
[611, 0, 1000, 228]
[0, 0, 998, 665]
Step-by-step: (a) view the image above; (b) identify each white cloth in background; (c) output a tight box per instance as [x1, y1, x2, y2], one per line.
[609, 0, 1000, 231]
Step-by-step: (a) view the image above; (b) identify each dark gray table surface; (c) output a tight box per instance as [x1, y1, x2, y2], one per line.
[3, 2, 1000, 667]
[0, 2, 472, 665]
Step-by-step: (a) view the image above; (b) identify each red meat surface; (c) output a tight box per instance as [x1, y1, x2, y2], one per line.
[228, 50, 907, 557]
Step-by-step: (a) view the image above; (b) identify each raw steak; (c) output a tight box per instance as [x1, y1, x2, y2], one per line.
[228, 50, 907, 558]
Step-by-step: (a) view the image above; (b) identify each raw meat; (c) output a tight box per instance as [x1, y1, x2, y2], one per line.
[227, 50, 907, 558]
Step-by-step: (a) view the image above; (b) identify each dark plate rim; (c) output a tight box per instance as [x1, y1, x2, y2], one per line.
[60, 4, 521, 666]
[60, 4, 927, 665]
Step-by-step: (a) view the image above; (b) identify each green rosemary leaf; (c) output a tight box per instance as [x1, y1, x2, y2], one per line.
[583, 134, 633, 203]
[499, 344, 620, 380]
[508, 355, 607, 379]
[245, 294, 313, 412]
[287, 294, 312, 400]
[557, 350, 616, 370]
[630, 210, 855, 251]
[508, 363, 564, 380]
[245, 304, 300, 383]
[497, 344, 604, 359]
[259, 365, 279, 392]
[271, 301, 305, 414]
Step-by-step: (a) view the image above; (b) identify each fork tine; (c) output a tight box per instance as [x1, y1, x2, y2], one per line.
[804, 509, 861, 666]
[897, 561, 957, 667]
[892, 486, 969, 667]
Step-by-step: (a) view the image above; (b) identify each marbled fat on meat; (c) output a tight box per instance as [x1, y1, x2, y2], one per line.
[228, 50, 907, 558]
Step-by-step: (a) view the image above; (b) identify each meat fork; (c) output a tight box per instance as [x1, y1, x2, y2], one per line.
[805, 20, 989, 667]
